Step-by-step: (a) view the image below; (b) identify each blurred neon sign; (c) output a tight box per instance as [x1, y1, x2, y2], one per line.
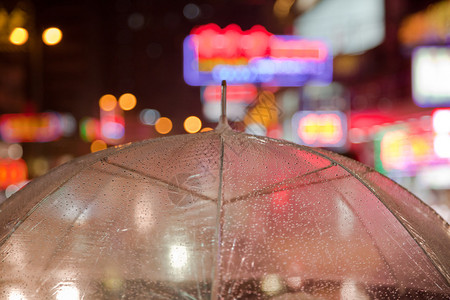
[80, 117, 101, 142]
[0, 113, 63, 143]
[412, 47, 450, 107]
[184, 24, 332, 86]
[432, 109, 450, 158]
[100, 109, 125, 144]
[0, 158, 28, 189]
[202, 84, 257, 103]
[374, 118, 450, 175]
[292, 111, 347, 147]
[375, 126, 435, 174]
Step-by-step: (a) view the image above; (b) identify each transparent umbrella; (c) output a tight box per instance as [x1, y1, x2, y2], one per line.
[0, 83, 449, 299]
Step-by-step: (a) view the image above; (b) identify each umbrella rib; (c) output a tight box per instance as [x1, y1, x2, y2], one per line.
[227, 163, 337, 203]
[210, 133, 226, 299]
[102, 159, 216, 202]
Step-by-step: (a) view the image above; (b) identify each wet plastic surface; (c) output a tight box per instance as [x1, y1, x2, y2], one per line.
[0, 127, 449, 299]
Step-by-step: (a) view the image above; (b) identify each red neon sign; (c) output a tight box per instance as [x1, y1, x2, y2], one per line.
[0, 113, 63, 143]
[184, 24, 333, 86]
[191, 24, 272, 60]
[0, 158, 28, 189]
[190, 23, 328, 70]
[292, 111, 347, 147]
[203, 84, 257, 103]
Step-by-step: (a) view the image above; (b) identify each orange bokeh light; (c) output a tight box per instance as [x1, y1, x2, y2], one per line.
[90, 140, 107, 153]
[99, 94, 117, 111]
[155, 117, 173, 134]
[184, 116, 202, 133]
[9, 27, 28, 45]
[119, 93, 137, 111]
[42, 27, 62, 45]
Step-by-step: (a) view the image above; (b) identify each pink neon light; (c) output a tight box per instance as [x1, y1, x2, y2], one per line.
[191, 24, 272, 59]
[204, 84, 257, 103]
[269, 37, 328, 61]
[190, 23, 328, 62]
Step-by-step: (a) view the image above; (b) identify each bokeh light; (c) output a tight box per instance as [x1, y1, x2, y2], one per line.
[8, 144, 23, 160]
[5, 184, 20, 199]
[80, 118, 100, 142]
[30, 157, 49, 177]
[261, 274, 284, 296]
[7, 289, 26, 300]
[200, 127, 213, 132]
[118, 93, 137, 111]
[55, 284, 80, 300]
[42, 27, 63, 45]
[139, 109, 161, 125]
[184, 116, 202, 133]
[183, 3, 200, 20]
[128, 13, 145, 30]
[155, 117, 172, 134]
[273, 0, 295, 18]
[101, 120, 125, 140]
[99, 94, 117, 111]
[90, 140, 107, 153]
[60, 113, 77, 137]
[9, 27, 28, 45]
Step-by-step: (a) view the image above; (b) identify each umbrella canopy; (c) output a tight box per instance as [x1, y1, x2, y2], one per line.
[1, 85, 449, 298]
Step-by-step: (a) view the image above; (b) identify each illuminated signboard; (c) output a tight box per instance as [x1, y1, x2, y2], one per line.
[184, 24, 332, 86]
[0, 112, 63, 143]
[0, 158, 28, 189]
[432, 108, 450, 158]
[201, 84, 257, 103]
[373, 118, 450, 175]
[291, 111, 347, 148]
[412, 47, 450, 107]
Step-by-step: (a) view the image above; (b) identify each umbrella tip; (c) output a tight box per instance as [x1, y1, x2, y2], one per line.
[216, 80, 230, 130]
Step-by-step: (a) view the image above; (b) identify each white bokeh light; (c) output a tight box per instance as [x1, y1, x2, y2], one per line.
[55, 284, 80, 300]
[169, 245, 188, 269]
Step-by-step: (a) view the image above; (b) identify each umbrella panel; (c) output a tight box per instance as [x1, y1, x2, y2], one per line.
[0, 163, 217, 299]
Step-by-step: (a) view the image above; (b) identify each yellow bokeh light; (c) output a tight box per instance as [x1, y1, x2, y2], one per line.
[90, 140, 107, 153]
[99, 94, 117, 111]
[118, 93, 137, 111]
[155, 117, 172, 134]
[184, 116, 202, 133]
[9, 27, 28, 45]
[42, 27, 62, 45]
[200, 127, 213, 132]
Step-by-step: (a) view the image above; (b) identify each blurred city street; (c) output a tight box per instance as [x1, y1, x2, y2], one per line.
[0, 0, 449, 219]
